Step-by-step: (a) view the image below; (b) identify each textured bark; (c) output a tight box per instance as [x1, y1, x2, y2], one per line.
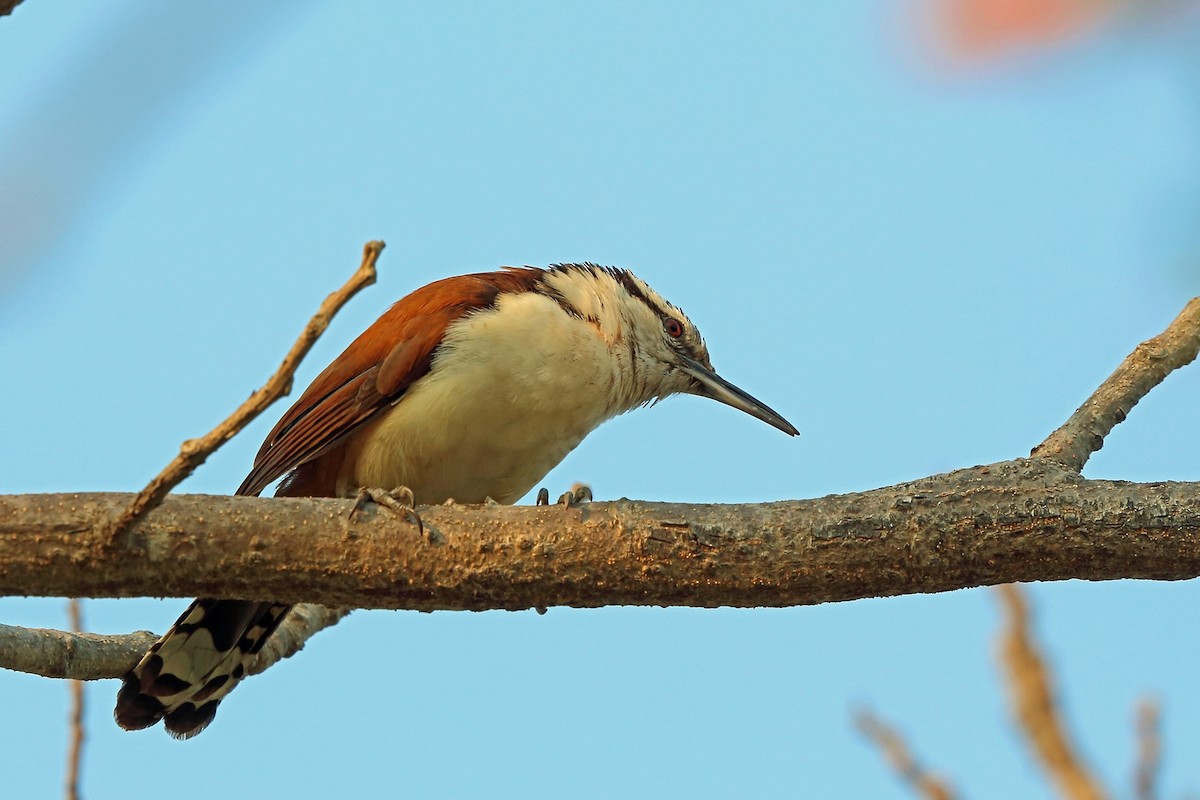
[3, 457, 1198, 610]
[0, 625, 159, 681]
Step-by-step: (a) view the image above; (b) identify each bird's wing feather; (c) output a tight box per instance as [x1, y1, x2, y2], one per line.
[236, 268, 544, 497]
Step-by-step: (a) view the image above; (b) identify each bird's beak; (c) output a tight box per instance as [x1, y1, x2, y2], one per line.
[679, 356, 799, 436]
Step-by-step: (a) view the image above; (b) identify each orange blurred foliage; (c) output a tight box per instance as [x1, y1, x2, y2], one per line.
[930, 0, 1116, 60]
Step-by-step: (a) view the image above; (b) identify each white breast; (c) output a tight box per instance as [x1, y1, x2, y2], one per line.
[342, 291, 631, 504]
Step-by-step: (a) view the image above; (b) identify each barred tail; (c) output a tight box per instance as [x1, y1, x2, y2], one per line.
[114, 598, 292, 739]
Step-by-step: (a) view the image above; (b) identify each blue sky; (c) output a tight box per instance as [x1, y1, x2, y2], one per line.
[2, 2, 1199, 797]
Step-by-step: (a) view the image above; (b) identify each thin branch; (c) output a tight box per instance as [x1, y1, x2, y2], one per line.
[103, 240, 385, 542]
[0, 604, 346, 682]
[855, 709, 957, 800]
[64, 600, 84, 800]
[0, 626, 158, 680]
[246, 604, 349, 677]
[996, 584, 1107, 800]
[1133, 697, 1160, 800]
[1032, 296, 1200, 472]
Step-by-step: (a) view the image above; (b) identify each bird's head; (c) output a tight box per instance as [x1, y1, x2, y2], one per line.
[540, 264, 798, 436]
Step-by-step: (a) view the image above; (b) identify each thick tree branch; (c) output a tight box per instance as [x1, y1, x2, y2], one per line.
[1032, 297, 1200, 472]
[104, 240, 384, 541]
[2, 457, 1200, 611]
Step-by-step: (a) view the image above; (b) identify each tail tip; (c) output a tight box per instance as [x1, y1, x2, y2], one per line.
[113, 672, 165, 731]
[163, 701, 220, 740]
[114, 672, 219, 739]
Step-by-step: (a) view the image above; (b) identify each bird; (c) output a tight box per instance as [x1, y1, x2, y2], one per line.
[113, 262, 797, 738]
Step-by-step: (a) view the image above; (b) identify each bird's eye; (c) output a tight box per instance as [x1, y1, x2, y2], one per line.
[664, 318, 685, 339]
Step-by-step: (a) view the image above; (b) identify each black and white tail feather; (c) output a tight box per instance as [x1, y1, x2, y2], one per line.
[114, 599, 292, 738]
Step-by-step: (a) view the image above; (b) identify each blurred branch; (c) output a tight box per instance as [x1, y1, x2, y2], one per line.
[856, 709, 957, 800]
[0, 604, 346, 681]
[64, 599, 84, 800]
[1134, 697, 1161, 800]
[1032, 297, 1200, 472]
[103, 240, 384, 542]
[997, 585, 1107, 800]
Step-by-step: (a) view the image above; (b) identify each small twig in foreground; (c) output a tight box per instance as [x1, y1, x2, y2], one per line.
[1032, 297, 1200, 473]
[855, 709, 957, 800]
[1133, 697, 1160, 800]
[64, 599, 85, 800]
[997, 584, 1107, 800]
[104, 240, 385, 541]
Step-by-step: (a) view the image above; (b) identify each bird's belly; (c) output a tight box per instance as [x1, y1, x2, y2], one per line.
[344, 338, 619, 504]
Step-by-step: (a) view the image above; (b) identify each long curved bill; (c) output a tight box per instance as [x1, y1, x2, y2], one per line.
[679, 356, 799, 436]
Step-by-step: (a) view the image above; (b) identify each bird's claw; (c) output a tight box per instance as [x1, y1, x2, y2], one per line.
[350, 486, 424, 538]
[536, 482, 592, 508]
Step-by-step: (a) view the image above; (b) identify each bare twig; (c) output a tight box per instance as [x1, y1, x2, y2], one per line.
[0, 625, 159, 680]
[855, 709, 957, 800]
[1134, 697, 1160, 800]
[0, 604, 346, 682]
[997, 584, 1107, 800]
[64, 599, 84, 800]
[1032, 297, 1200, 472]
[104, 240, 385, 541]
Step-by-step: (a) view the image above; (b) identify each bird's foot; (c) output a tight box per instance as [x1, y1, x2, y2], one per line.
[536, 482, 593, 508]
[350, 486, 424, 538]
